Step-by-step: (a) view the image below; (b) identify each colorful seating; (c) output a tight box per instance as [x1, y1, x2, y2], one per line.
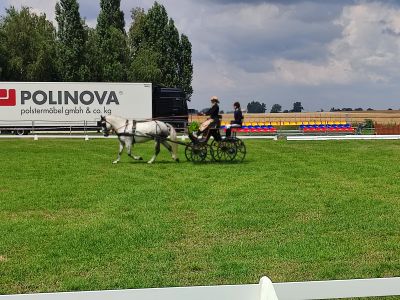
[300, 123, 353, 133]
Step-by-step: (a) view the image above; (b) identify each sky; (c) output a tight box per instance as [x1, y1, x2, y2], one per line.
[1, 0, 400, 112]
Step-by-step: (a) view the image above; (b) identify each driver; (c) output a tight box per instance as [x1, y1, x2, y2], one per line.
[198, 96, 220, 134]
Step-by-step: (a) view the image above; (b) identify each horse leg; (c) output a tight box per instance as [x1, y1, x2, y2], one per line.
[148, 139, 161, 164]
[161, 140, 179, 162]
[113, 140, 124, 164]
[126, 138, 142, 161]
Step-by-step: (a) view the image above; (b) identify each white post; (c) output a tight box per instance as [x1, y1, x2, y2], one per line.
[34, 135, 38, 141]
[85, 135, 89, 141]
[259, 276, 279, 300]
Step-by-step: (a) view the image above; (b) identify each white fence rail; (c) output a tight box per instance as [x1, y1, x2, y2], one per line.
[1, 277, 399, 300]
[287, 135, 400, 141]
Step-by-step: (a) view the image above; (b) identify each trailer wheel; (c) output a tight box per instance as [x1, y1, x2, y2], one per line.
[14, 130, 29, 136]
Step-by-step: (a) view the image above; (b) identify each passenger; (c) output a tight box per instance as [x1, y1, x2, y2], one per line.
[231, 101, 243, 126]
[198, 96, 220, 135]
[226, 101, 243, 137]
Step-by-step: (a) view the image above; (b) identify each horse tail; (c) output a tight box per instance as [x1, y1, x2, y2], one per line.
[167, 123, 178, 159]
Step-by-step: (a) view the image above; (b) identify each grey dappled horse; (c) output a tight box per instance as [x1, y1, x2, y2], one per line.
[100, 115, 179, 164]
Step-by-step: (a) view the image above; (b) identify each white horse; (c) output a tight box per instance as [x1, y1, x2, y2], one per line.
[100, 115, 179, 164]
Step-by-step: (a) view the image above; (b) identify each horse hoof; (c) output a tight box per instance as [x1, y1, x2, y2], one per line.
[112, 161, 118, 164]
[175, 158, 180, 163]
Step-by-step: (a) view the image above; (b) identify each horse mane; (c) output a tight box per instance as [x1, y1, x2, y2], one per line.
[105, 115, 126, 127]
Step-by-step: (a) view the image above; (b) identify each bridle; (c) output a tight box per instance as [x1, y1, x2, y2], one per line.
[100, 117, 113, 137]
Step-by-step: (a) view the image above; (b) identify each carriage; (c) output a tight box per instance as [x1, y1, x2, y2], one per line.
[184, 119, 246, 163]
[100, 115, 246, 164]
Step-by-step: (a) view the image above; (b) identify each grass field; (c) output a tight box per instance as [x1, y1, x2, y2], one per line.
[0, 139, 399, 295]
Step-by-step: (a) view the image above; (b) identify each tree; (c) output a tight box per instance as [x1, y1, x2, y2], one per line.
[97, 0, 125, 35]
[128, 2, 193, 97]
[129, 47, 162, 83]
[83, 27, 102, 82]
[0, 7, 58, 81]
[247, 101, 266, 113]
[178, 34, 193, 98]
[55, 0, 88, 81]
[291, 101, 303, 113]
[96, 0, 128, 81]
[0, 28, 7, 79]
[270, 104, 282, 113]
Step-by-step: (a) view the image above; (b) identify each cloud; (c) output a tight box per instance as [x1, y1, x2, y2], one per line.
[3, 0, 58, 20]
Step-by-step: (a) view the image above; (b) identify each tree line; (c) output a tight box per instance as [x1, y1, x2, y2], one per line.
[0, 0, 193, 98]
[246, 101, 304, 113]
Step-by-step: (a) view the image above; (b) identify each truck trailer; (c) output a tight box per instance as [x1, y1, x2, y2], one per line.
[0, 82, 188, 135]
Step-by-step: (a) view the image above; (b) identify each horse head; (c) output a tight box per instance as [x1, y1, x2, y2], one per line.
[100, 115, 112, 137]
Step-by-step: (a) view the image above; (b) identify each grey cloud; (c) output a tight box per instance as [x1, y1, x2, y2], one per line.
[382, 27, 400, 36]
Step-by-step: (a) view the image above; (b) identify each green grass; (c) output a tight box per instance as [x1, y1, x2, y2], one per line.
[0, 139, 399, 294]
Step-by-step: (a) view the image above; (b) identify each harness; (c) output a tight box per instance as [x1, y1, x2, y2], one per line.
[116, 119, 137, 138]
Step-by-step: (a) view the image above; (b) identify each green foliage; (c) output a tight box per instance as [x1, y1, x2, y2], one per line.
[0, 29, 7, 79]
[0, 7, 58, 81]
[128, 2, 193, 98]
[128, 47, 162, 82]
[270, 104, 282, 113]
[291, 101, 304, 112]
[364, 119, 374, 129]
[55, 0, 88, 81]
[179, 34, 193, 98]
[97, 0, 125, 35]
[247, 101, 266, 113]
[96, 0, 128, 81]
[188, 121, 200, 133]
[0, 1, 193, 88]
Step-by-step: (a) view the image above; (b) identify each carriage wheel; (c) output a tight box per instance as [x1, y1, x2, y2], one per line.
[210, 140, 219, 161]
[185, 143, 209, 163]
[211, 139, 237, 162]
[231, 138, 246, 162]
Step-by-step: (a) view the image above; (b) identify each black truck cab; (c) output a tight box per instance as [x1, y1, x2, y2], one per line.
[152, 86, 188, 129]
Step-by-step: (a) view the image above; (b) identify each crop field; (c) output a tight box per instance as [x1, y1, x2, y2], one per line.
[0, 139, 399, 295]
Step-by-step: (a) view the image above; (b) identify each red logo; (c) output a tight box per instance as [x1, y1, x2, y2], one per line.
[0, 89, 17, 106]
